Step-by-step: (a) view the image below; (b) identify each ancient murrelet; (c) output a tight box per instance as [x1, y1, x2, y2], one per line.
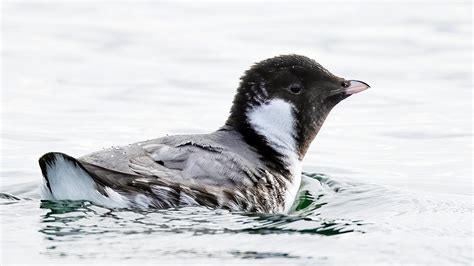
[39, 54, 370, 213]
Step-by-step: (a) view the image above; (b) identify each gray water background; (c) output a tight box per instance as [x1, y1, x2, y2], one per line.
[1, 1, 472, 265]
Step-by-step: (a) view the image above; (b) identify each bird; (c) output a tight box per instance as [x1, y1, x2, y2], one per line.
[38, 54, 370, 214]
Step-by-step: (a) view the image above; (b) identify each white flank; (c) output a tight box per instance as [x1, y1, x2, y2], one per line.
[41, 154, 129, 208]
[247, 98, 302, 212]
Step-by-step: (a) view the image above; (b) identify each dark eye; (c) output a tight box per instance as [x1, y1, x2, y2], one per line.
[287, 83, 302, 94]
[341, 81, 350, 88]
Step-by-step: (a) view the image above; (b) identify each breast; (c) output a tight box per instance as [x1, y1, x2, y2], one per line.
[283, 161, 302, 212]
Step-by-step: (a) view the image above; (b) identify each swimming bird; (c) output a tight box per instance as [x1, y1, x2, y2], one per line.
[39, 54, 370, 213]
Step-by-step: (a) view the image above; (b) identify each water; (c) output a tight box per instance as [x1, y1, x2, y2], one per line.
[1, 1, 472, 265]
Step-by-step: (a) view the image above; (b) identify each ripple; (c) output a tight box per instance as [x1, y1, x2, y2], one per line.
[229, 250, 305, 259]
[0, 192, 22, 203]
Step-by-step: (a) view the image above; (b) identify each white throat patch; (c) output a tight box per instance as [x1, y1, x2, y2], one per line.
[247, 98, 297, 154]
[247, 98, 302, 213]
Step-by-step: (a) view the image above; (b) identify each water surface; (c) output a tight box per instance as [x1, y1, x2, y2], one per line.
[1, 2, 472, 265]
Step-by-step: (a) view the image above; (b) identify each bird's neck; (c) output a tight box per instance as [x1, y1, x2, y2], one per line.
[246, 99, 298, 157]
[224, 99, 301, 177]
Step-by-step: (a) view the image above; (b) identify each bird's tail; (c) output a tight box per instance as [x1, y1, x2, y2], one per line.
[38, 152, 130, 208]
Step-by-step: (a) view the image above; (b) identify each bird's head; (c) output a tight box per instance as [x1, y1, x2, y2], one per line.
[226, 54, 370, 159]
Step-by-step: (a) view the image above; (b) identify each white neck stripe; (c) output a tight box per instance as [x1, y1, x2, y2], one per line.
[247, 99, 297, 154]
